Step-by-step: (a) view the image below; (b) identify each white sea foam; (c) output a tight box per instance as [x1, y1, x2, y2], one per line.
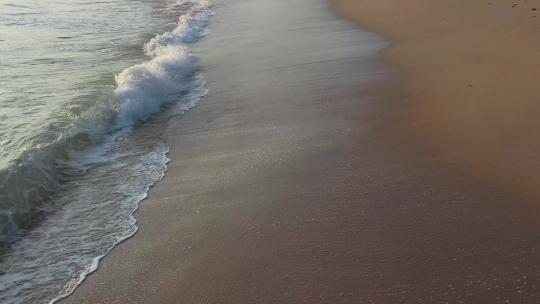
[115, 45, 197, 126]
[0, 0, 213, 303]
[144, 6, 211, 56]
[115, 0, 212, 128]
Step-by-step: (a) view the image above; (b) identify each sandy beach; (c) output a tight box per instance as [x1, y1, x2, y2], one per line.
[333, 0, 540, 202]
[61, 0, 540, 303]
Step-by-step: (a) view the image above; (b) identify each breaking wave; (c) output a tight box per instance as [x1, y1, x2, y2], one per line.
[0, 0, 213, 303]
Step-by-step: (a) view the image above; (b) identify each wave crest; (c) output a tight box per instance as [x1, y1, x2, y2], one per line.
[0, 0, 213, 252]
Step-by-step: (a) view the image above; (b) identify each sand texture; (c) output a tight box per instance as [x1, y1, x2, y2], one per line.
[333, 0, 540, 201]
[61, 0, 540, 303]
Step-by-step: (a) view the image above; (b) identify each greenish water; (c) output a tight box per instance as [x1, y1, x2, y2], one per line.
[0, 0, 212, 302]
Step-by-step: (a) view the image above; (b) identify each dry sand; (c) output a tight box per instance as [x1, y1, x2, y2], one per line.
[333, 0, 540, 201]
[61, 0, 540, 303]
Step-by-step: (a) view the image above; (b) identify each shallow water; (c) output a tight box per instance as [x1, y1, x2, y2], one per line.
[0, 0, 212, 302]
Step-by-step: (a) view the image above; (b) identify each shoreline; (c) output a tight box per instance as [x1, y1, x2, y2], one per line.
[60, 0, 540, 303]
[60, 0, 392, 302]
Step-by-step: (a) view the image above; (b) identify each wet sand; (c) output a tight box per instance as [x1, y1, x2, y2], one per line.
[62, 0, 540, 303]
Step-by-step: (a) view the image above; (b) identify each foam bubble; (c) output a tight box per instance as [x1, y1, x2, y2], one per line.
[115, 0, 213, 128]
[115, 45, 197, 127]
[0, 0, 214, 303]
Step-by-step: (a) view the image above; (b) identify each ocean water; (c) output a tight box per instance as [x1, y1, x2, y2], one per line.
[0, 0, 212, 302]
